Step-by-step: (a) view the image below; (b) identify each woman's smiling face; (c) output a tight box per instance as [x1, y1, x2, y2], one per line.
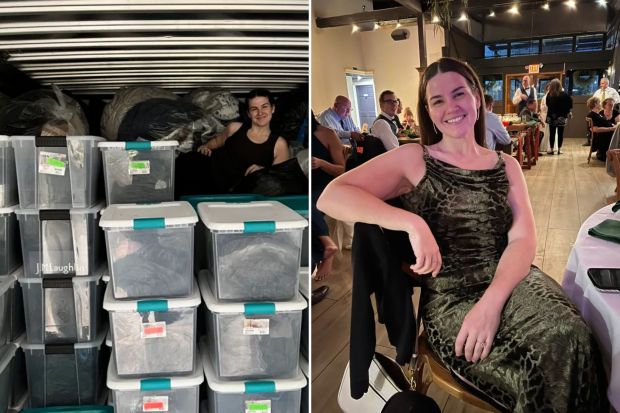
[425, 71, 480, 141]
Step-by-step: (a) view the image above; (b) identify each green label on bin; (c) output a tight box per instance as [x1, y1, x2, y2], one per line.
[129, 160, 150, 175]
[245, 400, 271, 413]
[48, 158, 65, 168]
[38, 151, 67, 176]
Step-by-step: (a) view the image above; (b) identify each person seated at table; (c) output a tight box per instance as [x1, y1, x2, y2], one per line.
[318, 57, 609, 412]
[600, 97, 620, 124]
[587, 96, 618, 162]
[175, 88, 289, 196]
[483, 94, 512, 150]
[395, 98, 404, 131]
[519, 99, 541, 123]
[370, 90, 400, 151]
[402, 106, 417, 131]
[317, 95, 364, 144]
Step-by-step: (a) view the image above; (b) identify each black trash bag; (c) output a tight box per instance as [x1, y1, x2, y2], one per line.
[345, 135, 387, 171]
[269, 89, 308, 143]
[100, 86, 178, 141]
[117, 98, 219, 153]
[231, 158, 307, 196]
[0, 86, 88, 136]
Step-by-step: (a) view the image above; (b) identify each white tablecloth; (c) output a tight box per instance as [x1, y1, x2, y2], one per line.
[562, 203, 620, 410]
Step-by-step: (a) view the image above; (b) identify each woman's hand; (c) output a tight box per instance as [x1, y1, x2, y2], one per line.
[245, 164, 264, 176]
[311, 156, 322, 170]
[454, 298, 502, 362]
[197, 144, 212, 156]
[407, 217, 442, 277]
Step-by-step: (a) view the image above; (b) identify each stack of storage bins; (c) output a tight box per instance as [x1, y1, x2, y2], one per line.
[197, 200, 308, 412]
[11, 135, 108, 407]
[99, 140, 205, 413]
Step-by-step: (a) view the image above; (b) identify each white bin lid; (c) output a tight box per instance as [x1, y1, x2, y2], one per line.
[16, 202, 104, 216]
[199, 337, 306, 393]
[197, 201, 307, 232]
[0, 342, 17, 376]
[21, 328, 106, 351]
[107, 355, 203, 391]
[11, 135, 105, 142]
[300, 354, 308, 378]
[298, 267, 309, 299]
[0, 204, 18, 215]
[99, 140, 178, 149]
[198, 270, 307, 313]
[104, 278, 200, 312]
[100, 201, 198, 228]
[0, 268, 20, 296]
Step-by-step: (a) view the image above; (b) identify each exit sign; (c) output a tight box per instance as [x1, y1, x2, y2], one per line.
[527, 64, 541, 74]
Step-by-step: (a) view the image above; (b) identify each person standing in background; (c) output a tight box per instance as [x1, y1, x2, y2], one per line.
[545, 78, 573, 155]
[592, 77, 620, 107]
[512, 75, 537, 113]
[317, 95, 363, 144]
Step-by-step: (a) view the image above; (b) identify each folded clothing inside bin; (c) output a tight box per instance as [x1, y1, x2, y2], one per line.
[588, 219, 620, 244]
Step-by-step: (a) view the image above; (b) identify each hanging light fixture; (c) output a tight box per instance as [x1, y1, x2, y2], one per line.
[458, 11, 468, 21]
[431, 14, 440, 23]
[596, 0, 606, 6]
[565, 0, 577, 9]
[508, 4, 519, 14]
[542, 2, 550, 10]
[396, 20, 402, 28]
[488, 10, 496, 17]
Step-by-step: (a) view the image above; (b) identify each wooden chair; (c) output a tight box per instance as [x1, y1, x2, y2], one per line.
[587, 117, 597, 164]
[607, 149, 620, 200]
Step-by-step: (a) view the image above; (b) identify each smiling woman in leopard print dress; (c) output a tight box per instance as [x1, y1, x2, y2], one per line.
[318, 57, 608, 412]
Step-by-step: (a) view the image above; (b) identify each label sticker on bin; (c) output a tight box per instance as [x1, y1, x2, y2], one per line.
[141, 321, 167, 338]
[129, 160, 151, 175]
[143, 396, 169, 411]
[243, 319, 269, 335]
[245, 400, 271, 413]
[38, 151, 67, 176]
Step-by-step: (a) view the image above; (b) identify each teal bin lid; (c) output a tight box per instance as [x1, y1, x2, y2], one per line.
[181, 194, 261, 210]
[262, 195, 308, 217]
[22, 407, 113, 413]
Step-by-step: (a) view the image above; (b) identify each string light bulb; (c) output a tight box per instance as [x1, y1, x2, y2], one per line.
[458, 12, 468, 21]
[431, 14, 440, 23]
[542, 2, 550, 10]
[565, 0, 577, 9]
[508, 4, 519, 14]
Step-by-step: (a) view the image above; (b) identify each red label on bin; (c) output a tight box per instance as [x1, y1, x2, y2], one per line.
[141, 322, 167, 339]
[143, 396, 168, 411]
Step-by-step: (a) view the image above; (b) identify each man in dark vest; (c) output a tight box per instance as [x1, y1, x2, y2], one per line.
[512, 75, 537, 113]
[370, 90, 400, 151]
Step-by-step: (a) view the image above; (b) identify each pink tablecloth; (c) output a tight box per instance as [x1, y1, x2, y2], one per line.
[562, 203, 620, 410]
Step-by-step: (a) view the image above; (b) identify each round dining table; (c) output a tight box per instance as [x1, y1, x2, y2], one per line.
[562, 203, 620, 410]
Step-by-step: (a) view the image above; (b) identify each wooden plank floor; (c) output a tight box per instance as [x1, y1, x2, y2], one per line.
[311, 138, 618, 412]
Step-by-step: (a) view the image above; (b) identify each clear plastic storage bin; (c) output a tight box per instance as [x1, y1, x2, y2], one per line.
[198, 201, 307, 302]
[200, 337, 306, 413]
[298, 268, 309, 359]
[0, 137, 17, 208]
[16, 205, 104, 278]
[0, 206, 21, 277]
[107, 355, 203, 413]
[20, 272, 104, 344]
[98, 141, 177, 205]
[99, 202, 197, 299]
[11, 136, 103, 209]
[199, 274, 306, 379]
[265, 195, 309, 267]
[22, 331, 107, 407]
[104, 279, 200, 377]
[0, 270, 25, 345]
[8, 336, 26, 411]
[0, 343, 17, 413]
[300, 354, 308, 413]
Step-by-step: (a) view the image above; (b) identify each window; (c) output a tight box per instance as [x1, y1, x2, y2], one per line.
[542, 36, 573, 54]
[482, 75, 503, 103]
[568, 70, 601, 96]
[576, 34, 604, 52]
[484, 43, 508, 58]
[510, 40, 539, 56]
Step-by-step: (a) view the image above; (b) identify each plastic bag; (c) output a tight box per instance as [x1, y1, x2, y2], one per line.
[183, 88, 240, 144]
[231, 158, 307, 196]
[0, 86, 88, 136]
[117, 98, 218, 152]
[100, 86, 177, 141]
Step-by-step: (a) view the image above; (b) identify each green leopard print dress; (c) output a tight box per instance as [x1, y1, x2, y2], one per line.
[400, 146, 608, 412]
